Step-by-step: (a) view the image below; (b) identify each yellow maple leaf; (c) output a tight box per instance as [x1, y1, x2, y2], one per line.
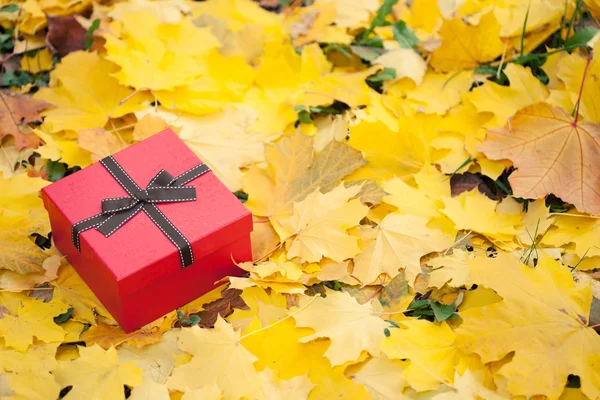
[0, 298, 68, 352]
[244, 130, 366, 220]
[373, 49, 427, 86]
[135, 107, 265, 191]
[542, 214, 600, 259]
[346, 356, 409, 400]
[0, 343, 60, 400]
[381, 319, 457, 391]
[168, 317, 263, 399]
[55, 345, 143, 400]
[456, 253, 600, 399]
[431, 12, 504, 72]
[242, 316, 329, 380]
[353, 213, 454, 286]
[347, 118, 427, 180]
[468, 63, 549, 126]
[441, 189, 521, 240]
[259, 369, 315, 400]
[51, 263, 112, 324]
[425, 249, 473, 288]
[33, 51, 148, 133]
[181, 384, 223, 400]
[279, 185, 368, 263]
[105, 12, 220, 90]
[385, 71, 474, 116]
[20, 48, 53, 74]
[480, 103, 600, 215]
[292, 290, 388, 366]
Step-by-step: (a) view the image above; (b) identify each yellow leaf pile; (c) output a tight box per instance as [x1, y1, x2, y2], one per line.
[1, 0, 600, 399]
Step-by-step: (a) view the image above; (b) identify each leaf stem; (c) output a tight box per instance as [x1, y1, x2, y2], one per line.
[572, 50, 593, 123]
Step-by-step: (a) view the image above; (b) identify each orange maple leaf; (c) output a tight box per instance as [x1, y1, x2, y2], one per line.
[480, 103, 600, 215]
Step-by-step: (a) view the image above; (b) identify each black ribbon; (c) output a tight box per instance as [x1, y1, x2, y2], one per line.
[71, 156, 211, 268]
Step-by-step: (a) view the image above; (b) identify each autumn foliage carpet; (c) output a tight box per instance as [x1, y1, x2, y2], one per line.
[1, 0, 600, 399]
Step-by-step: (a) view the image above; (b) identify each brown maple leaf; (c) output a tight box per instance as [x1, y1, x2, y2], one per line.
[0, 90, 52, 149]
[480, 103, 600, 215]
[46, 15, 87, 58]
[179, 288, 249, 329]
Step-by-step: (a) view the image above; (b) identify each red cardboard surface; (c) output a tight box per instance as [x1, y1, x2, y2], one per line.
[42, 129, 252, 331]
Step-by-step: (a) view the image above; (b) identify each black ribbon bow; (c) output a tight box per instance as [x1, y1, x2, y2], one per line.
[71, 156, 211, 268]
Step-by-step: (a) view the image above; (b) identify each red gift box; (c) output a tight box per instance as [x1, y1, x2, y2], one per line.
[41, 129, 252, 332]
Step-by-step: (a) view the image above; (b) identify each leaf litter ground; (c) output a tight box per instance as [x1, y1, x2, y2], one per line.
[1, 0, 600, 399]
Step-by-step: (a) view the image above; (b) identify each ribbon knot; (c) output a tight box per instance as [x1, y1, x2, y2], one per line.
[71, 156, 211, 268]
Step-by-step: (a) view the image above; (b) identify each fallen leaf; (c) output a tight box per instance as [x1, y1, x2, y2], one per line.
[431, 12, 504, 72]
[456, 253, 600, 399]
[353, 213, 454, 286]
[347, 356, 409, 400]
[186, 288, 249, 329]
[0, 90, 52, 149]
[77, 127, 129, 162]
[34, 51, 149, 133]
[480, 103, 600, 215]
[168, 317, 263, 399]
[292, 289, 388, 366]
[450, 172, 500, 200]
[244, 130, 366, 220]
[373, 49, 427, 85]
[0, 298, 68, 352]
[279, 184, 368, 263]
[54, 345, 143, 400]
[382, 319, 457, 391]
[46, 15, 87, 58]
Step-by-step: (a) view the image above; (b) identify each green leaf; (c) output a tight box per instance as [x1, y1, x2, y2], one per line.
[392, 21, 419, 48]
[85, 19, 101, 50]
[350, 45, 386, 61]
[233, 190, 249, 203]
[430, 302, 456, 322]
[54, 308, 74, 324]
[367, 67, 396, 83]
[1, 71, 32, 87]
[384, 328, 391, 337]
[0, 4, 19, 12]
[47, 160, 67, 182]
[364, 0, 399, 37]
[359, 36, 384, 48]
[565, 27, 598, 49]
[297, 110, 314, 124]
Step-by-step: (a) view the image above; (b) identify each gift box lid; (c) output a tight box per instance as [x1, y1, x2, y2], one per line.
[42, 129, 252, 297]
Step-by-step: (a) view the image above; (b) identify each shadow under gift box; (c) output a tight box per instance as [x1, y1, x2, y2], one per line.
[41, 129, 253, 332]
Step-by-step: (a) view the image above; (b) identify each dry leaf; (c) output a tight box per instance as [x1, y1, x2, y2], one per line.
[481, 103, 600, 215]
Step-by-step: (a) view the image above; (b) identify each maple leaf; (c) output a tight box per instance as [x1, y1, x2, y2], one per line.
[292, 289, 388, 366]
[0, 298, 68, 352]
[353, 213, 454, 286]
[54, 345, 143, 400]
[104, 12, 220, 90]
[480, 103, 600, 215]
[456, 253, 600, 399]
[441, 189, 521, 240]
[381, 319, 457, 392]
[241, 316, 329, 380]
[0, 90, 52, 150]
[279, 184, 368, 263]
[34, 51, 149, 133]
[430, 12, 504, 72]
[259, 369, 316, 400]
[50, 263, 112, 324]
[468, 64, 549, 125]
[46, 15, 87, 57]
[244, 130, 366, 221]
[168, 317, 263, 400]
[373, 49, 427, 85]
[0, 343, 61, 400]
[347, 356, 409, 400]
[135, 107, 265, 191]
